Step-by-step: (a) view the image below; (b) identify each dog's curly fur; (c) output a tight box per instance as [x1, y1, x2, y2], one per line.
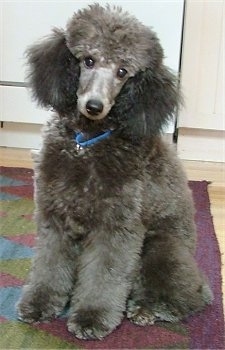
[17, 4, 213, 340]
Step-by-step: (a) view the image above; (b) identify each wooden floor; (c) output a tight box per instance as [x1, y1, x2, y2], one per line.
[1, 147, 224, 309]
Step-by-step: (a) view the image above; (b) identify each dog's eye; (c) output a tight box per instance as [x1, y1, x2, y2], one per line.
[117, 68, 128, 79]
[84, 57, 95, 68]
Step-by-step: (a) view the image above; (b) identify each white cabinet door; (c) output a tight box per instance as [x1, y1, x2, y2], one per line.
[178, 0, 224, 131]
[177, 0, 225, 162]
[0, 0, 184, 125]
[0, 86, 49, 124]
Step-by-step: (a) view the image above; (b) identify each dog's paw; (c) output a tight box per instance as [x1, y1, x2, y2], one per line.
[17, 301, 54, 324]
[17, 285, 64, 324]
[127, 303, 156, 326]
[67, 308, 113, 340]
[127, 299, 180, 325]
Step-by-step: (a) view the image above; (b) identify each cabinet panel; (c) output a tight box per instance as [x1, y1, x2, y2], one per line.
[179, 0, 224, 131]
[0, 86, 49, 123]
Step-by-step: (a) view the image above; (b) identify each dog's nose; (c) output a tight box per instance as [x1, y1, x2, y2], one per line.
[86, 99, 104, 116]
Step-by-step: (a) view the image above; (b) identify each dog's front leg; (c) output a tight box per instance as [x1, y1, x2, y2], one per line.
[17, 220, 78, 323]
[67, 224, 144, 340]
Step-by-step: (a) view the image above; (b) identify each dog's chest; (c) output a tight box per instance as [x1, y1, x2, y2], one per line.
[42, 153, 128, 230]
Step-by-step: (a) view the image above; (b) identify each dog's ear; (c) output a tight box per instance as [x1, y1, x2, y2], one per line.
[26, 28, 80, 113]
[113, 65, 181, 139]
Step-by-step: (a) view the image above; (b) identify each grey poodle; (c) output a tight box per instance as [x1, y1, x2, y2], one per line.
[17, 4, 213, 340]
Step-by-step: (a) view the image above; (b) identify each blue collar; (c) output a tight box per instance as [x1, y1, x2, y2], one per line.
[74, 130, 112, 148]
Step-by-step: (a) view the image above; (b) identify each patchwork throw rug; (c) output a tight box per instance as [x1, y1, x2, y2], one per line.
[0, 166, 224, 349]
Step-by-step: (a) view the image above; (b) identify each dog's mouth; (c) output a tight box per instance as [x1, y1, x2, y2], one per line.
[78, 107, 112, 121]
[84, 113, 106, 121]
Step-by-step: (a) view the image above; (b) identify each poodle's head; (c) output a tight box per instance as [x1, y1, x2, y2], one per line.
[26, 4, 180, 138]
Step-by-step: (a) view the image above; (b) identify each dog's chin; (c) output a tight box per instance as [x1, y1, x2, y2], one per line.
[79, 112, 106, 124]
[77, 112, 112, 134]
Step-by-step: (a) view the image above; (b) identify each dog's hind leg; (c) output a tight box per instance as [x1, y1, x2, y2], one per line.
[127, 233, 213, 326]
[17, 220, 78, 323]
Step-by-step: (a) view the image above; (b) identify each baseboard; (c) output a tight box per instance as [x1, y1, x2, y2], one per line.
[0, 122, 42, 149]
[0, 122, 175, 149]
[177, 128, 225, 162]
